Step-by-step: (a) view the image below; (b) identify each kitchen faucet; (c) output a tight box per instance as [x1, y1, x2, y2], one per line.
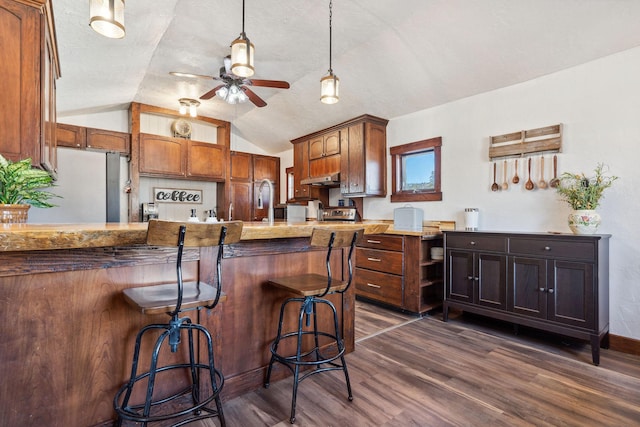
[258, 179, 275, 225]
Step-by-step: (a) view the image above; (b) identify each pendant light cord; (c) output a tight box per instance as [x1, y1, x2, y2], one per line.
[328, 0, 333, 73]
[241, 0, 246, 35]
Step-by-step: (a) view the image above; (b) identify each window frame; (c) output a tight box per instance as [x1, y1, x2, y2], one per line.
[390, 136, 442, 202]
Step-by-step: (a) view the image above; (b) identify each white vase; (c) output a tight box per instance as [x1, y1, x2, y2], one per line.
[568, 209, 601, 234]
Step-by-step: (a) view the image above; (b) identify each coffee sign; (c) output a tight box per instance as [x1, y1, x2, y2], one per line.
[153, 187, 202, 204]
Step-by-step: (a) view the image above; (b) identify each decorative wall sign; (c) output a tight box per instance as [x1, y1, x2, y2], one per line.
[153, 187, 202, 204]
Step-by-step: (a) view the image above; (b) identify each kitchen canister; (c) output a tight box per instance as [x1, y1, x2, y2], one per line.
[464, 208, 479, 230]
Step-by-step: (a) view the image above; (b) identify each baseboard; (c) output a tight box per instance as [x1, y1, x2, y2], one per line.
[610, 334, 640, 356]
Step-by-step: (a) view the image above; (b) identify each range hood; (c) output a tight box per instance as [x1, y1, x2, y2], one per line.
[300, 173, 341, 186]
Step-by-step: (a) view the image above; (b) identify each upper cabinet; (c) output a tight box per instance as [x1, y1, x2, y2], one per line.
[139, 133, 226, 182]
[0, 0, 60, 176]
[291, 114, 388, 200]
[57, 123, 130, 153]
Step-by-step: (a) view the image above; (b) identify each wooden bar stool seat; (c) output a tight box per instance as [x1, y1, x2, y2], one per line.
[113, 219, 242, 427]
[264, 228, 363, 424]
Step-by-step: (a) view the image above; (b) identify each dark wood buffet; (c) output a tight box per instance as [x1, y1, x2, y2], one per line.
[443, 231, 610, 365]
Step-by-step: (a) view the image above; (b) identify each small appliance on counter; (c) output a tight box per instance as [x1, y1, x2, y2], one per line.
[321, 206, 357, 221]
[393, 204, 423, 231]
[464, 208, 479, 230]
[140, 202, 159, 222]
[286, 204, 307, 223]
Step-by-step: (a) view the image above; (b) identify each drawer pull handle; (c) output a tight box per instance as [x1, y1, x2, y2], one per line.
[366, 283, 382, 289]
[367, 240, 381, 244]
[544, 246, 551, 251]
[367, 257, 382, 262]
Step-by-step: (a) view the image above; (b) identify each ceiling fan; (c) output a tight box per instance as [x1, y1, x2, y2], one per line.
[170, 56, 290, 108]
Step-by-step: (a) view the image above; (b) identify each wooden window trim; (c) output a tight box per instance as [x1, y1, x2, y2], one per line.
[390, 136, 442, 202]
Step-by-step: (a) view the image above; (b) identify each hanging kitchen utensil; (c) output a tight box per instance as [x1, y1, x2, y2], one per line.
[549, 154, 560, 188]
[502, 160, 508, 190]
[491, 162, 499, 191]
[525, 157, 535, 190]
[512, 158, 520, 184]
[538, 156, 547, 189]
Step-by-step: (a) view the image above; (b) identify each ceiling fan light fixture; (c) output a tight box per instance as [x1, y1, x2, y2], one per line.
[321, 0, 339, 104]
[178, 98, 200, 117]
[89, 0, 125, 39]
[320, 71, 340, 104]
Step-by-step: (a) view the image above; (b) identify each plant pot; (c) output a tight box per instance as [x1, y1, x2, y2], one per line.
[568, 209, 600, 234]
[0, 204, 30, 224]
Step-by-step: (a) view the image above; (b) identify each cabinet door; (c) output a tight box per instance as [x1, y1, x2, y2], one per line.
[230, 151, 252, 181]
[446, 249, 474, 303]
[56, 123, 86, 148]
[342, 124, 365, 195]
[87, 128, 130, 153]
[253, 155, 279, 182]
[229, 181, 252, 221]
[323, 131, 340, 156]
[41, 26, 57, 176]
[187, 141, 226, 181]
[293, 141, 310, 199]
[548, 260, 595, 328]
[139, 134, 186, 177]
[476, 253, 507, 310]
[508, 256, 547, 319]
[308, 136, 324, 160]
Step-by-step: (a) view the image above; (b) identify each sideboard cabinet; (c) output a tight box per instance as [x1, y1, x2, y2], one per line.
[443, 231, 610, 365]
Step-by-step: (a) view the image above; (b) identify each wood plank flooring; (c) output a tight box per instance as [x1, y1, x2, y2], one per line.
[141, 301, 640, 426]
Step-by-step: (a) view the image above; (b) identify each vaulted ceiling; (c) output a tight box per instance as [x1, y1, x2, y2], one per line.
[53, 0, 640, 153]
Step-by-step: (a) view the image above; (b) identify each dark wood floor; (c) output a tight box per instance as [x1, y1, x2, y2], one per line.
[141, 301, 640, 426]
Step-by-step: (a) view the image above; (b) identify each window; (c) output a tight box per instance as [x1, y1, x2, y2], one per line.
[390, 137, 442, 202]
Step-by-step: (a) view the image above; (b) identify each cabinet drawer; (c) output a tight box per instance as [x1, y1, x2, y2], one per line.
[445, 234, 507, 252]
[356, 248, 403, 275]
[355, 268, 403, 306]
[509, 238, 595, 261]
[358, 234, 403, 251]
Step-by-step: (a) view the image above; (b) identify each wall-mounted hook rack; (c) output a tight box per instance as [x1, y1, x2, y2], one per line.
[489, 123, 562, 160]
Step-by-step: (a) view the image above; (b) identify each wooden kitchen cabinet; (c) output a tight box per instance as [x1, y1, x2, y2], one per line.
[309, 131, 340, 160]
[292, 140, 311, 199]
[356, 233, 444, 314]
[57, 123, 86, 148]
[443, 231, 610, 365]
[57, 124, 130, 154]
[0, 0, 59, 175]
[139, 133, 225, 181]
[225, 151, 280, 221]
[340, 115, 388, 197]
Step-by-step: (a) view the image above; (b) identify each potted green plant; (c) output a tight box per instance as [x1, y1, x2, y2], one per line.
[0, 154, 59, 223]
[555, 163, 618, 234]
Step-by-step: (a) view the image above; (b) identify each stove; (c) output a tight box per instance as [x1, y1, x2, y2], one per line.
[321, 206, 357, 221]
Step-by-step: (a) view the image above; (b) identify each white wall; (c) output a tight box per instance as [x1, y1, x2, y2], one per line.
[365, 46, 640, 340]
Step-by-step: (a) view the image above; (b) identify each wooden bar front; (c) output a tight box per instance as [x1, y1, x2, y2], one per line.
[0, 222, 385, 427]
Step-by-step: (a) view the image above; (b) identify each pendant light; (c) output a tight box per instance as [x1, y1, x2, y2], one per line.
[230, 0, 255, 77]
[89, 0, 125, 39]
[178, 98, 200, 117]
[320, 0, 339, 104]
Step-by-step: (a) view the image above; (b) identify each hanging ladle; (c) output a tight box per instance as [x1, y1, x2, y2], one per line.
[512, 158, 520, 184]
[491, 162, 500, 191]
[549, 154, 560, 188]
[525, 157, 535, 190]
[538, 156, 547, 189]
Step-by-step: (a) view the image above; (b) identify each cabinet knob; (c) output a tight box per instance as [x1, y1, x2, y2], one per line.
[539, 287, 546, 293]
[544, 246, 551, 251]
[547, 288, 554, 294]
[474, 277, 479, 281]
[470, 241, 476, 246]
[468, 276, 474, 281]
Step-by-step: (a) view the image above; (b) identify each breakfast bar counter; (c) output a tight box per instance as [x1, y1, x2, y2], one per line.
[0, 221, 388, 427]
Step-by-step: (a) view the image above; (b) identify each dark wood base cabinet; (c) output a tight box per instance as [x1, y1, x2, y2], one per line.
[443, 231, 610, 365]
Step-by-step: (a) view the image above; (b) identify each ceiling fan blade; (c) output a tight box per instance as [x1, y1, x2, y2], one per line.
[242, 87, 267, 107]
[170, 71, 215, 80]
[200, 84, 226, 100]
[248, 79, 290, 89]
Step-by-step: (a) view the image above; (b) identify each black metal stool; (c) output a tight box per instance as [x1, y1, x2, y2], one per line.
[264, 228, 363, 424]
[114, 219, 243, 426]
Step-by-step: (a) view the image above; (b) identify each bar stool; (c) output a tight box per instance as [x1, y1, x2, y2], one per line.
[113, 219, 243, 427]
[264, 228, 363, 424]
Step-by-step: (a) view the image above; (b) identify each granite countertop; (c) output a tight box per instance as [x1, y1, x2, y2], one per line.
[0, 221, 390, 252]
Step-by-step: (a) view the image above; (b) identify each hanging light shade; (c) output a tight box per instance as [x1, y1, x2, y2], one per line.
[89, 0, 125, 39]
[321, 0, 339, 104]
[178, 98, 200, 117]
[230, 0, 255, 77]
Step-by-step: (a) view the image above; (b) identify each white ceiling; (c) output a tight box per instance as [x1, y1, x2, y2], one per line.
[53, 0, 640, 154]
